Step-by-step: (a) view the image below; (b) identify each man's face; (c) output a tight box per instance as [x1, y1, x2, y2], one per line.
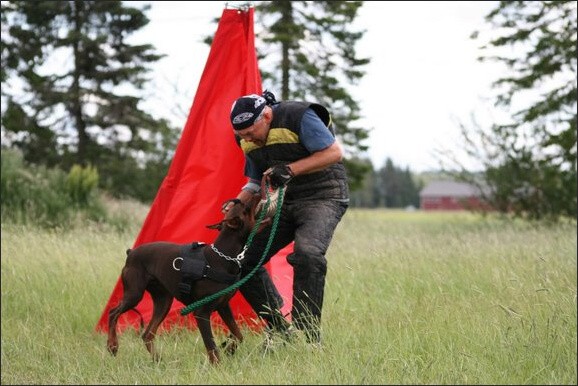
[235, 107, 269, 146]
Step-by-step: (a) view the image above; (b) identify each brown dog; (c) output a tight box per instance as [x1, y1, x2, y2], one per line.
[106, 195, 269, 364]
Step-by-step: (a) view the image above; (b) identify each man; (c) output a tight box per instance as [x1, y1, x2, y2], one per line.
[224, 91, 349, 346]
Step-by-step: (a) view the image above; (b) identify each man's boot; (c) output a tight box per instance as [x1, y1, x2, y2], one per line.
[291, 264, 325, 345]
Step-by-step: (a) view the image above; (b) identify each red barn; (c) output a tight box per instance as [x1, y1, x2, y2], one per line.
[420, 180, 488, 211]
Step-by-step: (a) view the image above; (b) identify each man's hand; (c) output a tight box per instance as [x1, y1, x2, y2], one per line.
[221, 198, 241, 213]
[264, 164, 294, 189]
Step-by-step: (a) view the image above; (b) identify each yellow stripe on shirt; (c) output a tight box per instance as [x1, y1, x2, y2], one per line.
[240, 128, 299, 153]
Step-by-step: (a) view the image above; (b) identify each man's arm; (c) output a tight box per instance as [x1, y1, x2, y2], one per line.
[286, 141, 343, 177]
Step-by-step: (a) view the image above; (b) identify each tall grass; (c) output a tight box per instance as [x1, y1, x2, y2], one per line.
[0, 149, 136, 231]
[1, 210, 576, 384]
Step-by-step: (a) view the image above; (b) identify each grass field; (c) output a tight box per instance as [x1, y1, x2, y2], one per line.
[1, 209, 576, 384]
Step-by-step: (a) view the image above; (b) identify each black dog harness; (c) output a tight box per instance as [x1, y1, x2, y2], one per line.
[177, 242, 241, 302]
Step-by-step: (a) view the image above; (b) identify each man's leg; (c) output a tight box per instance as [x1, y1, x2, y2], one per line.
[288, 200, 348, 344]
[288, 252, 325, 343]
[239, 209, 294, 333]
[238, 266, 288, 331]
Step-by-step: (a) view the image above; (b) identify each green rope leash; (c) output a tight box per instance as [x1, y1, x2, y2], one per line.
[180, 184, 285, 316]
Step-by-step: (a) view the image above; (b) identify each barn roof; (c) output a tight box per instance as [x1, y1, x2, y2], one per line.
[420, 180, 481, 198]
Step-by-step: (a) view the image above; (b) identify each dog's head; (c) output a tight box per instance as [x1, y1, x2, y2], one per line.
[207, 195, 271, 232]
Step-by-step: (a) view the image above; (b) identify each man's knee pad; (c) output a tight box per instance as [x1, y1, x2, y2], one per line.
[286, 252, 327, 275]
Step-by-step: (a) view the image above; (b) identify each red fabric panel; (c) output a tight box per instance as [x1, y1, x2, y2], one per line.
[95, 7, 293, 333]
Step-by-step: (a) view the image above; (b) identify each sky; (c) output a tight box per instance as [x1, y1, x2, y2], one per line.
[132, 1, 504, 172]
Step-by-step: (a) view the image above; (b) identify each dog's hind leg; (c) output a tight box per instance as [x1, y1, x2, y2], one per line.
[217, 303, 243, 356]
[107, 265, 148, 356]
[107, 304, 124, 356]
[142, 285, 173, 362]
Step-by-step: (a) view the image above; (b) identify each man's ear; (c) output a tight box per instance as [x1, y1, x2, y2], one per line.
[263, 105, 273, 122]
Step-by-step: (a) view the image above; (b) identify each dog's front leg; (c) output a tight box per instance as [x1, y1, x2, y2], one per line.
[194, 311, 220, 365]
[217, 303, 243, 355]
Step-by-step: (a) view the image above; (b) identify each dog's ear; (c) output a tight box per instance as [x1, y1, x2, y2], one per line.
[223, 216, 243, 230]
[206, 221, 223, 230]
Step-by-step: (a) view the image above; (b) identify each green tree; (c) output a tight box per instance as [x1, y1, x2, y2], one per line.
[400, 168, 421, 208]
[1, 1, 179, 201]
[350, 157, 421, 209]
[451, 0, 576, 220]
[254, 1, 371, 189]
[376, 158, 420, 208]
[347, 157, 377, 207]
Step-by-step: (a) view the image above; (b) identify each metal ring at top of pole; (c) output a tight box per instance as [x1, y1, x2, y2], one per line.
[225, 2, 254, 11]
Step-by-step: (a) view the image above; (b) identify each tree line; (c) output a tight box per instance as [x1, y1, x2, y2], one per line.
[1, 1, 576, 220]
[445, 1, 576, 221]
[348, 157, 423, 208]
[1, 1, 178, 202]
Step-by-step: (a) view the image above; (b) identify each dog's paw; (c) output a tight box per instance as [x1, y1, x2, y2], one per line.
[220, 335, 239, 356]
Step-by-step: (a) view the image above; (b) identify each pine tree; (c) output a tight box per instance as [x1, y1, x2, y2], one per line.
[1, 1, 179, 201]
[254, 1, 371, 188]
[454, 1, 576, 220]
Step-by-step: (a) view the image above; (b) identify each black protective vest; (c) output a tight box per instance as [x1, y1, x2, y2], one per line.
[240, 101, 349, 202]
